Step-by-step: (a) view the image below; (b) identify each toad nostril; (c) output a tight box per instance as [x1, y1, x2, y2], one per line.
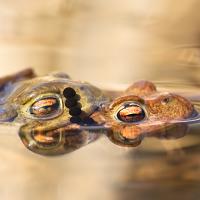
[0, 106, 18, 122]
[161, 97, 171, 105]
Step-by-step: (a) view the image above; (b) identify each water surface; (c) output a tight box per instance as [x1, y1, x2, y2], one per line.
[0, 82, 200, 200]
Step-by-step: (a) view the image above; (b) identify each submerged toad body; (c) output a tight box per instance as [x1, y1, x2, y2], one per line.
[0, 69, 196, 155]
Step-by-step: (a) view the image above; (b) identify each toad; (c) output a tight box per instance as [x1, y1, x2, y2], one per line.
[0, 69, 196, 155]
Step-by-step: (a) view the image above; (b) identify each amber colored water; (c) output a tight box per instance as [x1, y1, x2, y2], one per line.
[0, 1, 200, 199]
[0, 83, 199, 200]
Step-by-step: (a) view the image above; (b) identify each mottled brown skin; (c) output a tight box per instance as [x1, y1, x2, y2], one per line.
[0, 69, 108, 155]
[102, 81, 195, 147]
[0, 70, 196, 155]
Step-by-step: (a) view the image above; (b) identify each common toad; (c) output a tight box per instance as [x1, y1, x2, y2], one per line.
[0, 69, 196, 155]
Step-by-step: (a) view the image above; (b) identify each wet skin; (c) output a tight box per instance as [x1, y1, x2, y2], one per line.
[103, 81, 195, 147]
[0, 69, 196, 155]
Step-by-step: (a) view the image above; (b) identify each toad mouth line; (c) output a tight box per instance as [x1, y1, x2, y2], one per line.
[0, 68, 197, 156]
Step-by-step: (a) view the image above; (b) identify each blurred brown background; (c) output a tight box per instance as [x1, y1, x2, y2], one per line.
[0, 1, 200, 200]
[1, 0, 200, 87]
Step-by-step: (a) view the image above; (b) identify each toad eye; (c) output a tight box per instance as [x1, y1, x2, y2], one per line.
[30, 97, 61, 119]
[116, 103, 146, 123]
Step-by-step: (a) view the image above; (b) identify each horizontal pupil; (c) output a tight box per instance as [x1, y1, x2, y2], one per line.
[120, 106, 142, 116]
[117, 104, 145, 123]
[33, 99, 57, 107]
[123, 114, 143, 120]
[31, 98, 59, 116]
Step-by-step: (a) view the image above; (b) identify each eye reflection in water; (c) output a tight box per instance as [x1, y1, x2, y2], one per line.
[0, 69, 200, 157]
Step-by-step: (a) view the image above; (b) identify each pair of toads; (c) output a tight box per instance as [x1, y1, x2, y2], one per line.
[0, 69, 196, 156]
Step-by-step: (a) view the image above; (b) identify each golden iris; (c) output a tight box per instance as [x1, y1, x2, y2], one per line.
[116, 103, 146, 123]
[30, 97, 60, 117]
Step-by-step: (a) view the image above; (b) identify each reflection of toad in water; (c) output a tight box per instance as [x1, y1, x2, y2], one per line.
[0, 69, 197, 156]
[104, 80, 196, 147]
